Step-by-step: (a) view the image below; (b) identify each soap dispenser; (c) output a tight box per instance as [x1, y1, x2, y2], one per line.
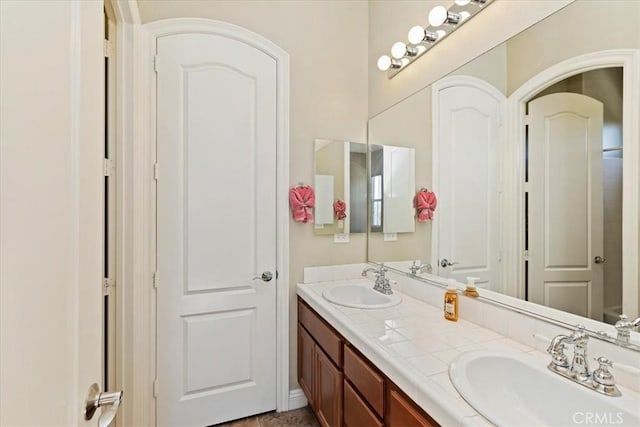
[444, 279, 458, 321]
[463, 277, 480, 297]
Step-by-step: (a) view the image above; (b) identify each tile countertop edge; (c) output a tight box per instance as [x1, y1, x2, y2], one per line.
[297, 283, 481, 427]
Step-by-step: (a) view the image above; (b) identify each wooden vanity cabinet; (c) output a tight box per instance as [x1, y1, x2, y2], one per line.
[297, 298, 440, 427]
[297, 299, 343, 427]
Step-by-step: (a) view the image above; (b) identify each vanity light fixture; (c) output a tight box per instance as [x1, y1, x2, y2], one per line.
[378, 0, 494, 78]
[429, 6, 461, 26]
[407, 26, 438, 45]
[391, 42, 418, 59]
[377, 55, 402, 71]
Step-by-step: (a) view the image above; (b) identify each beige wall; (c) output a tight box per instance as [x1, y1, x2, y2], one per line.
[137, 0, 368, 391]
[368, 0, 573, 117]
[506, 0, 640, 94]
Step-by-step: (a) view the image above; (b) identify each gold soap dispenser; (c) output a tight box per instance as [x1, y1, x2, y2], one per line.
[463, 276, 480, 298]
[444, 279, 458, 321]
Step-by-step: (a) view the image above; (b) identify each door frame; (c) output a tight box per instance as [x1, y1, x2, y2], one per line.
[503, 49, 640, 318]
[112, 13, 291, 425]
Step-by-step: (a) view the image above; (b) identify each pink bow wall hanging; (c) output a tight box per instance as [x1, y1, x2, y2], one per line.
[289, 185, 315, 223]
[333, 199, 347, 220]
[414, 188, 437, 222]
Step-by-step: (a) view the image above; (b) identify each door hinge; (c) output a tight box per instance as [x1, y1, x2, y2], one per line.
[523, 250, 530, 261]
[153, 55, 159, 73]
[103, 278, 115, 296]
[153, 271, 159, 289]
[103, 159, 114, 177]
[154, 163, 159, 180]
[104, 40, 112, 58]
[524, 182, 530, 193]
[153, 378, 158, 398]
[524, 114, 531, 125]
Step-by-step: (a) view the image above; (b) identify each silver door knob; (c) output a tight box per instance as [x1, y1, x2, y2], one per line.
[253, 271, 273, 282]
[594, 256, 607, 264]
[84, 383, 123, 426]
[440, 258, 459, 268]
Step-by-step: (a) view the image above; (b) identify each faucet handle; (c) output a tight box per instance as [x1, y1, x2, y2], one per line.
[593, 357, 615, 386]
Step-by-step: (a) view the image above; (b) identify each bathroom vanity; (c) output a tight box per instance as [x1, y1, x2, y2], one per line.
[297, 265, 640, 427]
[298, 298, 437, 427]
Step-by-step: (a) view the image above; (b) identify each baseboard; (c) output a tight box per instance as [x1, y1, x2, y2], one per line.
[288, 388, 308, 410]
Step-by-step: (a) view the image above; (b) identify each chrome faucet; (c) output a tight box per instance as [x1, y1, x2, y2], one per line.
[409, 260, 432, 275]
[361, 264, 393, 295]
[614, 314, 640, 343]
[547, 326, 620, 396]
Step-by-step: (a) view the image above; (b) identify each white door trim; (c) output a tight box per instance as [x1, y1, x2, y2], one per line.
[504, 49, 640, 317]
[113, 13, 291, 425]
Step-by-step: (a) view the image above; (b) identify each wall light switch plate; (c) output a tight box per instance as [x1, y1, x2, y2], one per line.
[334, 233, 350, 243]
[384, 233, 398, 241]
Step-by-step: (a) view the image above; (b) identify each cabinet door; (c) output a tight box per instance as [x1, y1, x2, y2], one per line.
[315, 346, 343, 427]
[388, 389, 437, 427]
[298, 325, 315, 409]
[344, 380, 383, 427]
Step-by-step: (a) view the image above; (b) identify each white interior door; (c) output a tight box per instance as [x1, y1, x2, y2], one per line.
[435, 79, 504, 290]
[528, 92, 604, 320]
[156, 32, 277, 427]
[0, 1, 105, 425]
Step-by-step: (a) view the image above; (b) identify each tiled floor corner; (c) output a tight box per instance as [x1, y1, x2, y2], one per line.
[215, 406, 319, 427]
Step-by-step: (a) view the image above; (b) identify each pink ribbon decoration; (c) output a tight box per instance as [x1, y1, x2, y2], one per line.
[414, 189, 437, 222]
[289, 185, 315, 223]
[333, 199, 347, 220]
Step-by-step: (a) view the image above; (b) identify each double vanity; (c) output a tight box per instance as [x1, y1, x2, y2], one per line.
[297, 264, 640, 426]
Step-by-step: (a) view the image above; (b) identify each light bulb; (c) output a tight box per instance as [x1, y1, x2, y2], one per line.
[428, 6, 448, 26]
[408, 26, 438, 45]
[408, 26, 425, 45]
[377, 55, 392, 71]
[391, 42, 407, 59]
[454, 0, 470, 5]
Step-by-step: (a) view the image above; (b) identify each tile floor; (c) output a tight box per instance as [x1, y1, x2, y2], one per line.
[215, 407, 319, 427]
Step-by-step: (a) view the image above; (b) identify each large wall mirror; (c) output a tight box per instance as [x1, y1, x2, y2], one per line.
[367, 0, 640, 347]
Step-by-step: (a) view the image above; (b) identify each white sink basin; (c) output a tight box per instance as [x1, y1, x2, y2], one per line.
[322, 280, 401, 309]
[449, 350, 640, 426]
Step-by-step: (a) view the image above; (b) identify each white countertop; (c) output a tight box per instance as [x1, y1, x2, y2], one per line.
[297, 279, 547, 427]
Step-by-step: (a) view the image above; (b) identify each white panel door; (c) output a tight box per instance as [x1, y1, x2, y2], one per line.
[0, 1, 104, 426]
[436, 81, 504, 290]
[156, 33, 277, 426]
[528, 93, 604, 320]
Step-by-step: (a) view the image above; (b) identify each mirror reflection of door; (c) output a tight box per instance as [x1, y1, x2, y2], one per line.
[525, 68, 623, 323]
[434, 77, 505, 291]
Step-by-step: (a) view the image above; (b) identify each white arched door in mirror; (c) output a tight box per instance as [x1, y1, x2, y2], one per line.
[432, 76, 506, 291]
[527, 92, 604, 320]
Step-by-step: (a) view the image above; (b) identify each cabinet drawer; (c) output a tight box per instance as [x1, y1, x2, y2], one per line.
[344, 380, 383, 427]
[343, 345, 384, 417]
[298, 299, 342, 366]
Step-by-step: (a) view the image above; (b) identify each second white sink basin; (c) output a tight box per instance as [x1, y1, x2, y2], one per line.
[322, 280, 402, 309]
[449, 350, 640, 426]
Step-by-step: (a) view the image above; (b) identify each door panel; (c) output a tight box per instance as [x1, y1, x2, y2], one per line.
[528, 92, 604, 320]
[436, 80, 504, 291]
[156, 33, 277, 426]
[0, 1, 104, 425]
